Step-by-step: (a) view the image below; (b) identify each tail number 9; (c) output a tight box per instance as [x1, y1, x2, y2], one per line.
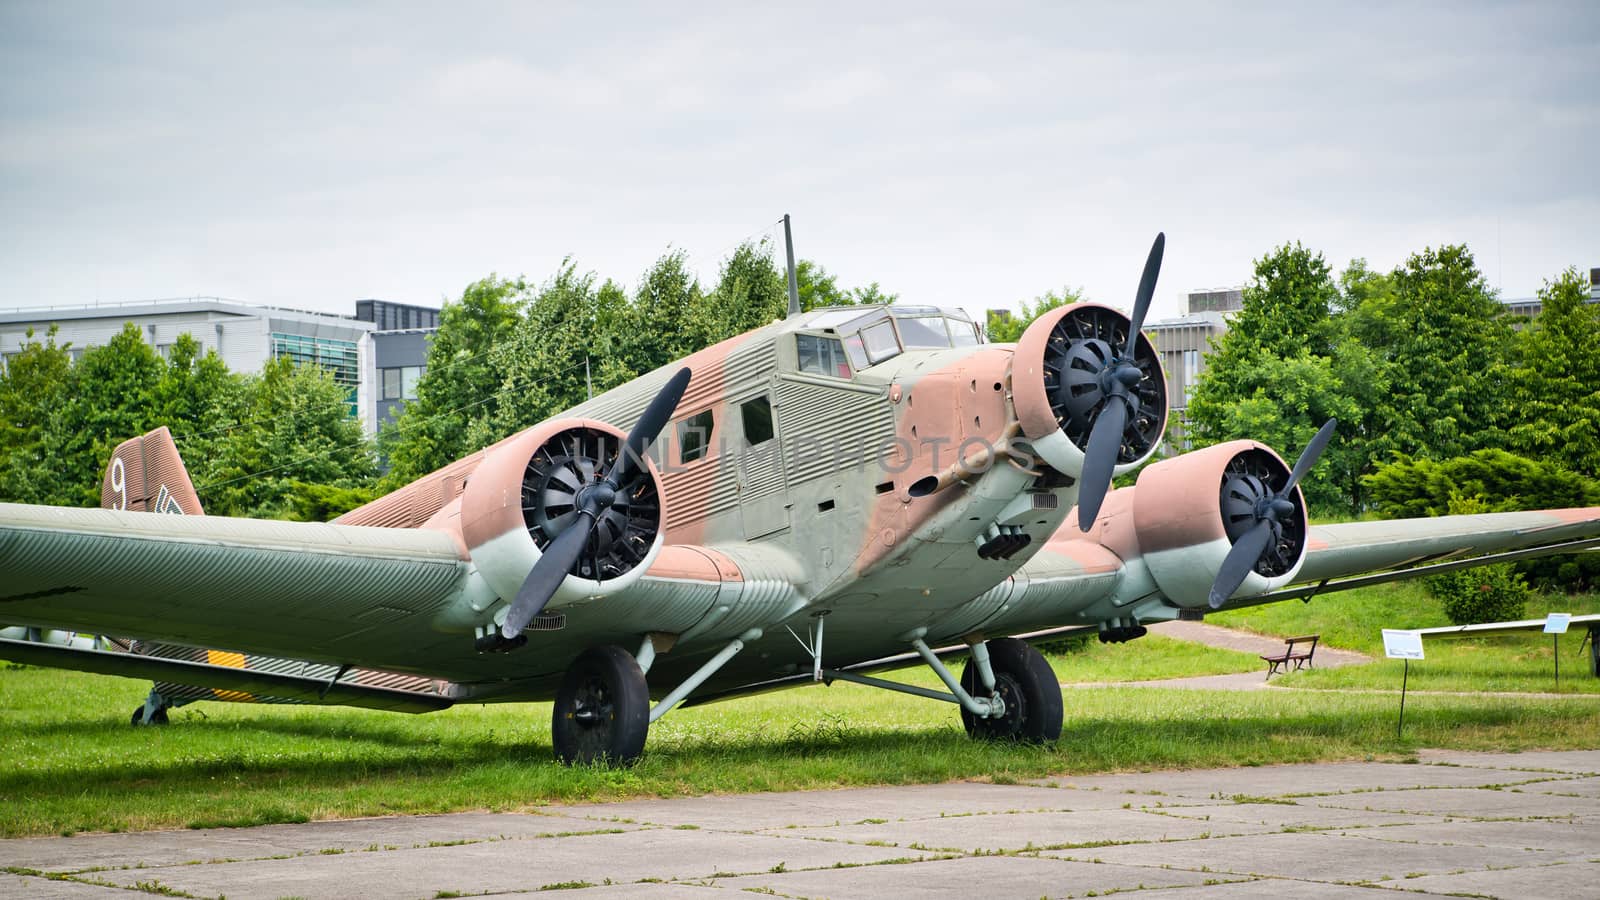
[110, 456, 126, 510]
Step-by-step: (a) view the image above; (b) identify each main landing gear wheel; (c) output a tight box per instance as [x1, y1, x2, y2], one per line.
[129, 705, 168, 726]
[552, 644, 650, 766]
[959, 638, 1063, 743]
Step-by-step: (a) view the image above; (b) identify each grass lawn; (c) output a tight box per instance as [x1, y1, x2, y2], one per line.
[3, 630, 1596, 837]
[1211, 583, 1600, 694]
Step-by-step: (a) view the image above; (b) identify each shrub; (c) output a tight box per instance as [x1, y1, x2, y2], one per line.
[1425, 564, 1531, 625]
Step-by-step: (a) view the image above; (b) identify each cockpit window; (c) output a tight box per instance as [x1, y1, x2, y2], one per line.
[796, 334, 851, 378]
[804, 305, 980, 370]
[861, 319, 901, 363]
[897, 315, 952, 349]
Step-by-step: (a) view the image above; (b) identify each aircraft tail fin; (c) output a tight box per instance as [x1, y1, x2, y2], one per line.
[101, 426, 204, 515]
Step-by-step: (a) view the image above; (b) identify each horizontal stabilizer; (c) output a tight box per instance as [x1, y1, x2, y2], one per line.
[0, 638, 455, 714]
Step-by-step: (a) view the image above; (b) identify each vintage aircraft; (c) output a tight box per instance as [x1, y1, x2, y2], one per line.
[4, 233, 1599, 765]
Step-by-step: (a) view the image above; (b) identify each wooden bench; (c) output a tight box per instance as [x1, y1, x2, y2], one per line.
[1261, 635, 1319, 679]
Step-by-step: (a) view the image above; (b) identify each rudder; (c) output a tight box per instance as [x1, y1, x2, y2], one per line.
[101, 426, 204, 515]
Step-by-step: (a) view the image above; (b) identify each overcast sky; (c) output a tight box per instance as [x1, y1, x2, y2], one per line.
[2, 2, 1595, 325]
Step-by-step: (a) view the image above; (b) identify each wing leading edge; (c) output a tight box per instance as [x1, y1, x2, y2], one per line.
[1237, 507, 1600, 607]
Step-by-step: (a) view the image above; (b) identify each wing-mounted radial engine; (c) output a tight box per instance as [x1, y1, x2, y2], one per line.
[460, 419, 666, 628]
[1131, 419, 1337, 609]
[1013, 234, 1169, 530]
[463, 368, 691, 648]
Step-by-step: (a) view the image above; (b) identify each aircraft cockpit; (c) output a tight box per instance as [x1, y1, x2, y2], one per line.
[795, 306, 982, 377]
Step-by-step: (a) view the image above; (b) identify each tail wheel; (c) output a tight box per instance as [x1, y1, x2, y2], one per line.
[958, 637, 1063, 743]
[552, 645, 650, 766]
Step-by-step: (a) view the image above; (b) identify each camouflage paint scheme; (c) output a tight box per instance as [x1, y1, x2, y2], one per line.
[3, 303, 1599, 714]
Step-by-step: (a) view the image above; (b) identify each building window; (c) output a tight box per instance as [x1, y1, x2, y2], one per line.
[796, 334, 851, 378]
[677, 410, 715, 464]
[271, 332, 361, 414]
[741, 395, 774, 445]
[380, 365, 423, 401]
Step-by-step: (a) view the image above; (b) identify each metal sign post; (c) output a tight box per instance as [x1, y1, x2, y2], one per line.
[1382, 629, 1425, 739]
[1545, 614, 1571, 693]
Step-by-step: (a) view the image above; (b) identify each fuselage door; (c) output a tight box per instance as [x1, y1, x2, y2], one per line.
[734, 392, 790, 539]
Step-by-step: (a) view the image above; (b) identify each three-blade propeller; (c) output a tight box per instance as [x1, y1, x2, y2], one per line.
[501, 368, 692, 639]
[1077, 232, 1164, 531]
[1207, 418, 1337, 609]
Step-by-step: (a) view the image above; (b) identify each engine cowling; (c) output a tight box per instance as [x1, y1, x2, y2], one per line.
[1013, 302, 1167, 480]
[1131, 440, 1308, 608]
[459, 418, 665, 613]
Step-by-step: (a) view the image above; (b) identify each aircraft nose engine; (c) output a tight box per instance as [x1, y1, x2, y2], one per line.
[1012, 235, 1168, 531]
[1130, 420, 1335, 608]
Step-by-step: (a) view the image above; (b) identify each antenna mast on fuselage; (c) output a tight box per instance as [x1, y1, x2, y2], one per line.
[783, 213, 801, 319]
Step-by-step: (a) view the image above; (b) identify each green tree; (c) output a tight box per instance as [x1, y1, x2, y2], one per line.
[985, 286, 1088, 342]
[1364, 245, 1511, 463]
[707, 241, 788, 337]
[1497, 267, 1600, 476]
[1188, 244, 1371, 511]
[380, 275, 526, 485]
[52, 323, 165, 506]
[491, 262, 632, 436]
[0, 326, 74, 505]
[795, 258, 848, 311]
[204, 357, 377, 517]
[616, 249, 712, 375]
[154, 333, 247, 494]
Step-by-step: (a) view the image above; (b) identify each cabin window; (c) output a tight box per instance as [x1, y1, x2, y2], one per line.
[861, 319, 901, 364]
[677, 410, 715, 463]
[741, 395, 775, 445]
[796, 334, 851, 378]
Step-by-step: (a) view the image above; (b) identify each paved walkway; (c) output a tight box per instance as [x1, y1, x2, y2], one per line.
[2, 750, 1596, 899]
[1062, 620, 1374, 692]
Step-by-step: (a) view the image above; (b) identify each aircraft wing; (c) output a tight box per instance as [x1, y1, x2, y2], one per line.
[0, 637, 455, 712]
[1409, 614, 1600, 639]
[0, 503, 468, 662]
[1236, 507, 1600, 607]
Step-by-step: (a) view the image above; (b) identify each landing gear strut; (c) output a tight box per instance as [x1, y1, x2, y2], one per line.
[129, 688, 173, 726]
[820, 631, 1063, 744]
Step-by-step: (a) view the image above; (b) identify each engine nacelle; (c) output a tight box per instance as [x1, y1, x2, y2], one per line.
[1132, 440, 1308, 608]
[1013, 302, 1167, 480]
[459, 418, 665, 612]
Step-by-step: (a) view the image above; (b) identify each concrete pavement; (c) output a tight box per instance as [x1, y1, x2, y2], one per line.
[2, 749, 1596, 899]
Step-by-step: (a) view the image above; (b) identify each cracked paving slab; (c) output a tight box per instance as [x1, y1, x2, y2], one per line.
[84, 827, 922, 900]
[1375, 859, 1600, 899]
[1416, 749, 1600, 774]
[710, 854, 1233, 899]
[1309, 786, 1594, 818]
[3, 750, 1597, 899]
[1035, 760, 1558, 797]
[0, 811, 621, 875]
[1329, 819, 1600, 861]
[1046, 829, 1567, 883]
[556, 781, 1196, 831]
[767, 807, 1280, 853]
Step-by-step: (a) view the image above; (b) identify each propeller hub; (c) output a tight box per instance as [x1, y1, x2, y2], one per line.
[578, 481, 617, 510]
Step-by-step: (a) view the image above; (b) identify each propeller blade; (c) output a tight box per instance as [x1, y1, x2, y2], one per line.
[607, 367, 692, 489]
[1209, 518, 1273, 609]
[502, 508, 597, 638]
[1281, 418, 1337, 496]
[1122, 232, 1165, 359]
[1076, 398, 1128, 531]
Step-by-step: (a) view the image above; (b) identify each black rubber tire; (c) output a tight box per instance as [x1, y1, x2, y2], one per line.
[552, 645, 650, 766]
[129, 705, 169, 726]
[958, 637, 1063, 743]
